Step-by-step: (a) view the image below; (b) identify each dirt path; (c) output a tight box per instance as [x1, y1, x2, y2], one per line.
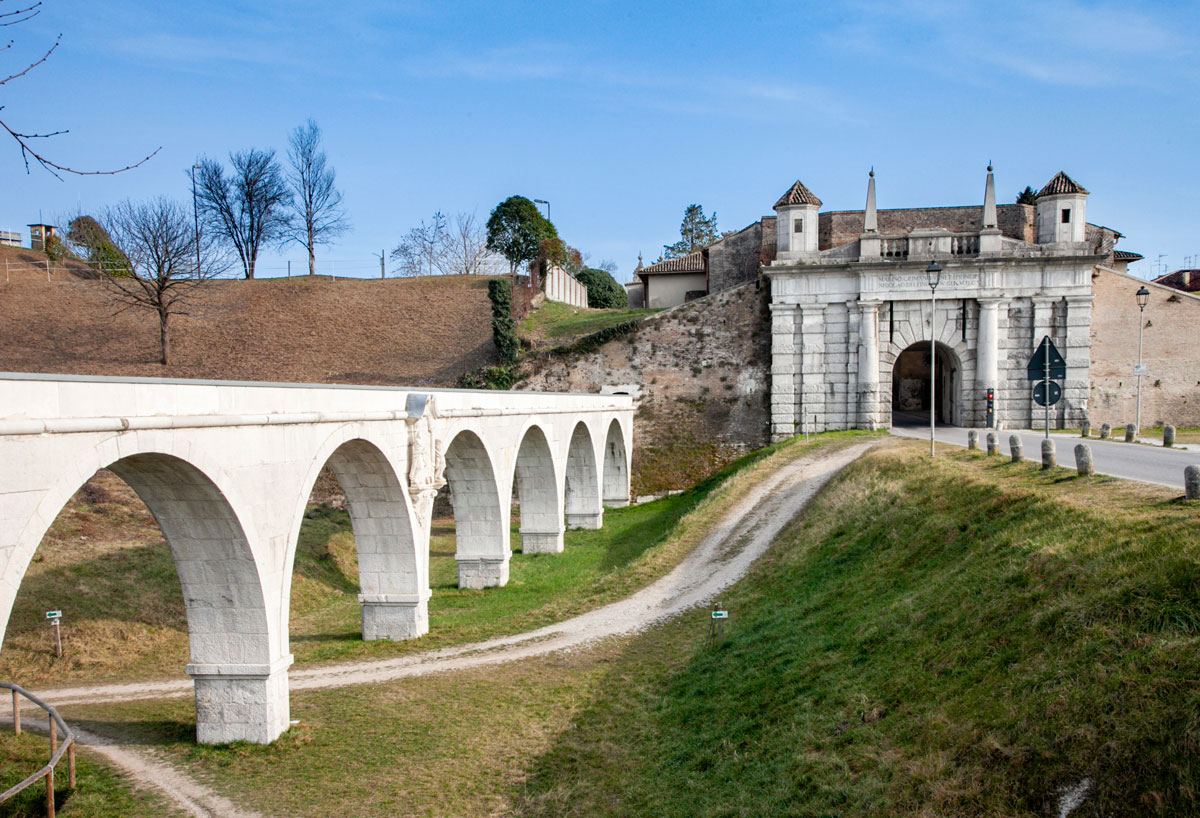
[34, 439, 874, 816]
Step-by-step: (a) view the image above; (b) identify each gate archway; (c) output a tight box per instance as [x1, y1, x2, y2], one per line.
[890, 341, 962, 426]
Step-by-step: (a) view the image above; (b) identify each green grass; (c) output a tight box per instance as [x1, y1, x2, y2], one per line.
[64, 439, 1200, 817]
[519, 300, 657, 344]
[0, 731, 181, 817]
[513, 442, 1200, 817]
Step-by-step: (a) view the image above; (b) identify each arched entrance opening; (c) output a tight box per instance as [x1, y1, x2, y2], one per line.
[512, 425, 564, 554]
[564, 422, 602, 529]
[891, 341, 960, 427]
[442, 430, 508, 589]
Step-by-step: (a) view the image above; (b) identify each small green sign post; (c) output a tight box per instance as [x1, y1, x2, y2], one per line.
[46, 610, 63, 658]
[708, 603, 728, 647]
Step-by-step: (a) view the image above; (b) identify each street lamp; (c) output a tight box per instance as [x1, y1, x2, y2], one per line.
[533, 198, 550, 220]
[926, 260, 943, 457]
[1135, 285, 1150, 433]
[191, 164, 203, 279]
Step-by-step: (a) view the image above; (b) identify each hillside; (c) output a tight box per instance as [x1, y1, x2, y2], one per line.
[0, 245, 496, 386]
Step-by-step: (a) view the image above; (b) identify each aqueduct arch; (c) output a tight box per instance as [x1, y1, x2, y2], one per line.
[602, 418, 630, 508]
[308, 438, 425, 641]
[513, 424, 564, 554]
[442, 429, 509, 589]
[0, 374, 633, 745]
[564, 422, 602, 529]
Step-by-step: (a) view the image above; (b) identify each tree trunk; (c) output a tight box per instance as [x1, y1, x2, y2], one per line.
[159, 309, 170, 366]
[308, 224, 316, 275]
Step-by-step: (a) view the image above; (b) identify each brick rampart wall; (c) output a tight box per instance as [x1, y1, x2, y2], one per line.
[818, 204, 1035, 250]
[1089, 267, 1200, 428]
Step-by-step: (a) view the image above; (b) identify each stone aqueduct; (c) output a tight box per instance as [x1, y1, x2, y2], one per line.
[0, 374, 634, 744]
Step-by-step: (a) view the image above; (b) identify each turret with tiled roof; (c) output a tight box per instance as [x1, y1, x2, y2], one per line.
[773, 180, 823, 209]
[1038, 171, 1088, 197]
[1036, 171, 1089, 244]
[773, 179, 821, 255]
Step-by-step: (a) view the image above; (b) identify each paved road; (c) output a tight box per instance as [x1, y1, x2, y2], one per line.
[891, 424, 1198, 490]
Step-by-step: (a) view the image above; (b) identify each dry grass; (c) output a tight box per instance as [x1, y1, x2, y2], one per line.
[0, 254, 496, 386]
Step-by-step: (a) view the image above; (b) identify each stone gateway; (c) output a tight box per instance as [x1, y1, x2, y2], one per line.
[763, 167, 1131, 439]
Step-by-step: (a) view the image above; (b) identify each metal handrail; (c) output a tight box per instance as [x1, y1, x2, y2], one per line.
[1, 681, 76, 816]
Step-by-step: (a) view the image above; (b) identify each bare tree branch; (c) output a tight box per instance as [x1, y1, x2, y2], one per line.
[195, 149, 291, 279]
[1, 2, 159, 177]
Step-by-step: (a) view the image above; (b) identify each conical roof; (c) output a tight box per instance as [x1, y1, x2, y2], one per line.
[774, 180, 822, 209]
[1037, 171, 1088, 197]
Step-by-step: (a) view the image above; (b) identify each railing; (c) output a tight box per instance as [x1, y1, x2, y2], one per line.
[1, 682, 76, 817]
[881, 238, 909, 259]
[951, 235, 980, 255]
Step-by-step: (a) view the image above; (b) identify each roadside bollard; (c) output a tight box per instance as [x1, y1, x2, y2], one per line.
[1042, 438, 1056, 470]
[1164, 425, 1176, 448]
[1075, 443, 1094, 476]
[967, 430, 978, 451]
[1186, 465, 1200, 500]
[986, 432, 998, 456]
[1100, 423, 1111, 440]
[1009, 435, 1023, 463]
[1081, 420, 1090, 438]
[1125, 424, 1136, 443]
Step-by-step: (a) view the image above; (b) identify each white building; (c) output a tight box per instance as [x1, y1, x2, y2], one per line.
[764, 167, 1130, 439]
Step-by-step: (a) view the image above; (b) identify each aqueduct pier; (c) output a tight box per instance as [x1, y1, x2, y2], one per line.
[0, 374, 633, 744]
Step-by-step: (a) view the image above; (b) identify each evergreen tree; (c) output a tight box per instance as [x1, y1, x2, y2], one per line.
[663, 204, 721, 258]
[1016, 186, 1038, 205]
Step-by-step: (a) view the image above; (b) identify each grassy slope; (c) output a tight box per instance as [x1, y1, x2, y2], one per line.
[0, 732, 181, 818]
[518, 300, 657, 348]
[514, 442, 1200, 817]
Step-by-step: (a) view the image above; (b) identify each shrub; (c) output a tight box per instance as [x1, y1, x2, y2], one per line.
[576, 267, 626, 309]
[488, 278, 519, 364]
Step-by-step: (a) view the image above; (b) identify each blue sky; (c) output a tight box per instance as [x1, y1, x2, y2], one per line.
[3, 0, 1197, 280]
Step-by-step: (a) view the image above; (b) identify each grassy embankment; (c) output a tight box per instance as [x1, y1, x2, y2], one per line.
[0, 730, 180, 818]
[0, 432, 871, 686]
[62, 438, 1200, 818]
[518, 300, 658, 349]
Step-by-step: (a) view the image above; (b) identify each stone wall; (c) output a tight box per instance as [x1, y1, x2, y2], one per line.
[707, 221, 763, 294]
[519, 282, 771, 493]
[1089, 267, 1200, 428]
[819, 204, 1035, 250]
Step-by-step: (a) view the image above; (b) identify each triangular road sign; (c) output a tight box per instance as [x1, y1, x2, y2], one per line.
[1026, 335, 1066, 381]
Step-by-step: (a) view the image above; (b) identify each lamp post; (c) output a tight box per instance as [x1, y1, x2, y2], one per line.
[191, 164, 203, 279]
[533, 198, 550, 221]
[1135, 285, 1150, 434]
[926, 261, 943, 457]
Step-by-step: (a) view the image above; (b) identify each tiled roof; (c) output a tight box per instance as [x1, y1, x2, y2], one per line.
[1038, 171, 1088, 197]
[639, 252, 706, 274]
[1114, 250, 1144, 261]
[774, 180, 822, 209]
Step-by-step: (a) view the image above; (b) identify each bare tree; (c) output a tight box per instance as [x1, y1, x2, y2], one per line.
[285, 119, 349, 276]
[445, 211, 503, 276]
[81, 198, 225, 365]
[1, 1, 158, 177]
[389, 211, 502, 277]
[390, 212, 448, 277]
[195, 149, 291, 279]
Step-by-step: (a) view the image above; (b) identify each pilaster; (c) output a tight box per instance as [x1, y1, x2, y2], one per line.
[1064, 294, 1094, 426]
[799, 304, 828, 431]
[976, 297, 1006, 428]
[857, 300, 882, 429]
[769, 303, 799, 441]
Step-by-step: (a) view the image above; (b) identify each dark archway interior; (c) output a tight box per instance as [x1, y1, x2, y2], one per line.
[892, 342, 956, 426]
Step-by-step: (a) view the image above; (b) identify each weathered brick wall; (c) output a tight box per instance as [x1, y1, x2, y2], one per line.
[818, 204, 1035, 250]
[518, 282, 771, 493]
[1089, 267, 1200, 428]
[707, 221, 763, 294]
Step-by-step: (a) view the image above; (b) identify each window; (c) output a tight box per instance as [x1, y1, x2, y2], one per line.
[793, 218, 803, 233]
[1061, 208, 1071, 224]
